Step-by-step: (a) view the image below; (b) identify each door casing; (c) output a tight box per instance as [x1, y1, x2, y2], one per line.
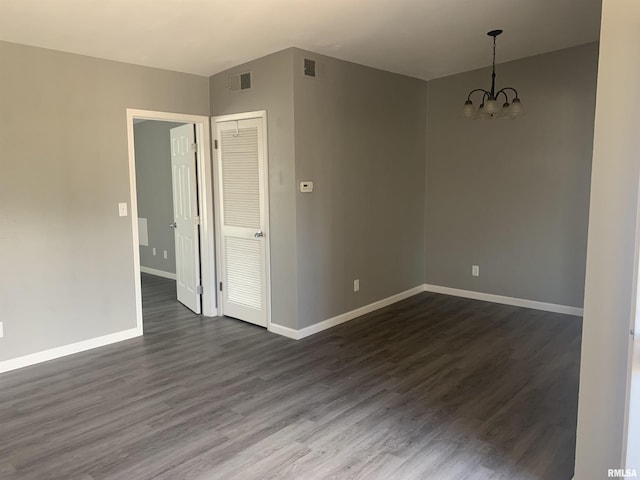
[126, 109, 216, 334]
[623, 167, 640, 469]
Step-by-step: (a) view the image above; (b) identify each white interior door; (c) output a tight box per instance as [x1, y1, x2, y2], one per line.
[214, 114, 269, 327]
[170, 124, 201, 314]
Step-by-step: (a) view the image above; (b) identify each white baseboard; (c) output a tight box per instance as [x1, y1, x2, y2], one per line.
[269, 285, 425, 340]
[0, 327, 142, 374]
[268, 322, 299, 339]
[140, 266, 176, 280]
[422, 284, 584, 317]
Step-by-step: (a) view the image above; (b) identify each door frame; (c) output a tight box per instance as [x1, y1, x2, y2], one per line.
[211, 110, 271, 330]
[623, 169, 640, 468]
[126, 108, 217, 333]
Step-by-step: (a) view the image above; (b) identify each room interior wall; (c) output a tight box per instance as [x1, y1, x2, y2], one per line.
[134, 120, 185, 275]
[575, 0, 640, 475]
[0, 40, 209, 363]
[425, 42, 598, 308]
[292, 48, 427, 329]
[209, 48, 299, 330]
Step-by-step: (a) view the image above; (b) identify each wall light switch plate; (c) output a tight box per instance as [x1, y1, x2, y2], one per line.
[300, 181, 314, 193]
[163, 250, 168, 259]
[118, 202, 128, 217]
[354, 279, 360, 292]
[472, 265, 480, 277]
[0, 322, 4, 338]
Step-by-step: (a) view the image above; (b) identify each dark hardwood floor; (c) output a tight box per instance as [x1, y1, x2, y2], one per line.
[0, 274, 582, 480]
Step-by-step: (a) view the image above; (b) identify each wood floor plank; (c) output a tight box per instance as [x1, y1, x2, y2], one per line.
[0, 273, 581, 479]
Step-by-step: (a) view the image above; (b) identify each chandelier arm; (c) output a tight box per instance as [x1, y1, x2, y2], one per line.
[466, 88, 490, 102]
[496, 87, 520, 100]
[496, 90, 509, 103]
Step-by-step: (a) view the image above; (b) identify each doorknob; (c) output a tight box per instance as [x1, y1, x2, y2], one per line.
[169, 222, 177, 229]
[254, 231, 264, 238]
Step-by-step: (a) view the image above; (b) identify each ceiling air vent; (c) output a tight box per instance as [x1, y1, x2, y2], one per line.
[229, 72, 252, 91]
[303, 58, 316, 78]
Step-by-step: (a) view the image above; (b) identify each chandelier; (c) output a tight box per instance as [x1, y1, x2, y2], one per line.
[462, 30, 523, 120]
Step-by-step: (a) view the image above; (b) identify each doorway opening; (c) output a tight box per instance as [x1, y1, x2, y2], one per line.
[126, 109, 216, 333]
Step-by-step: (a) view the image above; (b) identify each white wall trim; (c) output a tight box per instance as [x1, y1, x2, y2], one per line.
[423, 284, 584, 317]
[269, 285, 425, 340]
[0, 327, 141, 374]
[268, 283, 582, 342]
[140, 266, 177, 280]
[267, 323, 299, 340]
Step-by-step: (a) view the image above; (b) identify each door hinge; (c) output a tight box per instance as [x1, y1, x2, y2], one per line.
[194, 216, 200, 225]
[214, 139, 218, 149]
[219, 282, 223, 291]
[196, 285, 203, 295]
[191, 143, 198, 153]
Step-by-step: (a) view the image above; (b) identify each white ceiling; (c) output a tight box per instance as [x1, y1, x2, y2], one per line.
[0, 0, 601, 80]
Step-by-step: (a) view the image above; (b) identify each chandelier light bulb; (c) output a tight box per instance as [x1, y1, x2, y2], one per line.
[476, 104, 490, 120]
[462, 100, 476, 118]
[485, 97, 499, 114]
[498, 102, 511, 119]
[509, 98, 524, 116]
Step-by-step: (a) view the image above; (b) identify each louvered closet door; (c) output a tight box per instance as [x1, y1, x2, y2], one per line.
[216, 117, 268, 327]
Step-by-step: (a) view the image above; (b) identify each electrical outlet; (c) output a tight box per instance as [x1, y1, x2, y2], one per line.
[472, 265, 480, 277]
[354, 279, 360, 292]
[152, 247, 156, 256]
[163, 250, 168, 259]
[0, 322, 4, 338]
[300, 181, 314, 193]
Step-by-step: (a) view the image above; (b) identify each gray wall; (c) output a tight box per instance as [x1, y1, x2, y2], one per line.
[134, 120, 185, 274]
[210, 48, 427, 330]
[425, 43, 598, 307]
[0, 41, 209, 362]
[575, 0, 640, 475]
[292, 49, 427, 329]
[210, 49, 299, 330]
